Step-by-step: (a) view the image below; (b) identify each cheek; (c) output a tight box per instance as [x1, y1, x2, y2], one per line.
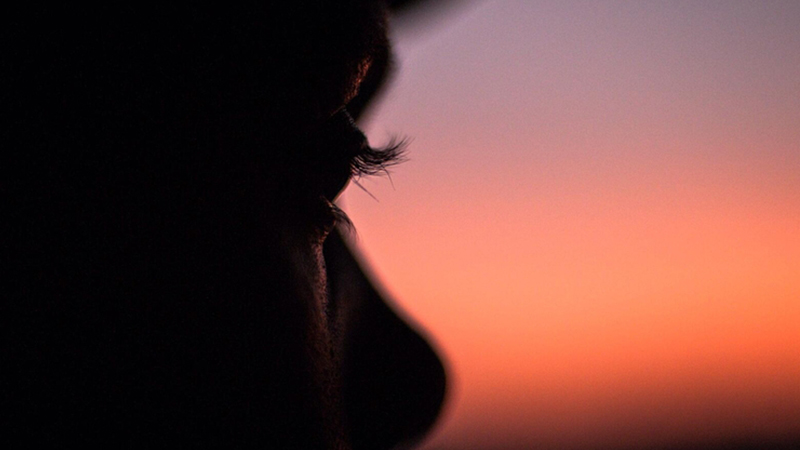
[275, 228, 346, 436]
[286, 231, 331, 325]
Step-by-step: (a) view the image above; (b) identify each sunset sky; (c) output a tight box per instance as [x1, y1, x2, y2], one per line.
[340, 1, 800, 448]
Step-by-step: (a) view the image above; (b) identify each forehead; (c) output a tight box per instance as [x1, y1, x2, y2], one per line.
[13, 3, 389, 121]
[259, 2, 391, 120]
[163, 3, 390, 121]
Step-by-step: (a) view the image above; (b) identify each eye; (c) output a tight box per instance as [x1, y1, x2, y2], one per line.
[295, 107, 406, 231]
[344, 118, 406, 180]
[311, 107, 406, 201]
[317, 108, 370, 201]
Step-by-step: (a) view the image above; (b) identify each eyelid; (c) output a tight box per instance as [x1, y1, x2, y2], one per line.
[329, 108, 369, 157]
[307, 107, 406, 231]
[328, 108, 407, 178]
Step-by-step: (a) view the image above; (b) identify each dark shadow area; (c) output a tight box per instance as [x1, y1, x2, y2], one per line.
[3, 3, 445, 449]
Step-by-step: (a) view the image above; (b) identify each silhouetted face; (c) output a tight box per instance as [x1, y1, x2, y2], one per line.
[5, 3, 444, 449]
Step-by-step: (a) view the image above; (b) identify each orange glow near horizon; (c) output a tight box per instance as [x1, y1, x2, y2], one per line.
[343, 176, 800, 448]
[341, 1, 800, 448]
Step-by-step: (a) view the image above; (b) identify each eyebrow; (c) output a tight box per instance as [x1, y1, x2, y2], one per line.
[346, 35, 394, 121]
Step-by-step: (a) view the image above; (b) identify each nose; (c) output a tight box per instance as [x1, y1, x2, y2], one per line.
[323, 229, 447, 450]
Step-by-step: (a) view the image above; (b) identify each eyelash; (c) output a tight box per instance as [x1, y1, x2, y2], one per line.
[349, 136, 407, 178]
[333, 137, 408, 231]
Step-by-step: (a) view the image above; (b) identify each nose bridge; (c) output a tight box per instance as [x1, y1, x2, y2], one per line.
[323, 229, 447, 450]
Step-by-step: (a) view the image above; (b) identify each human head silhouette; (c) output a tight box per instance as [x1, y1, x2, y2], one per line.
[3, 3, 445, 449]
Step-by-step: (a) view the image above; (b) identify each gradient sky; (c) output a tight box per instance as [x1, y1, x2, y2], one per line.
[341, 1, 800, 448]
